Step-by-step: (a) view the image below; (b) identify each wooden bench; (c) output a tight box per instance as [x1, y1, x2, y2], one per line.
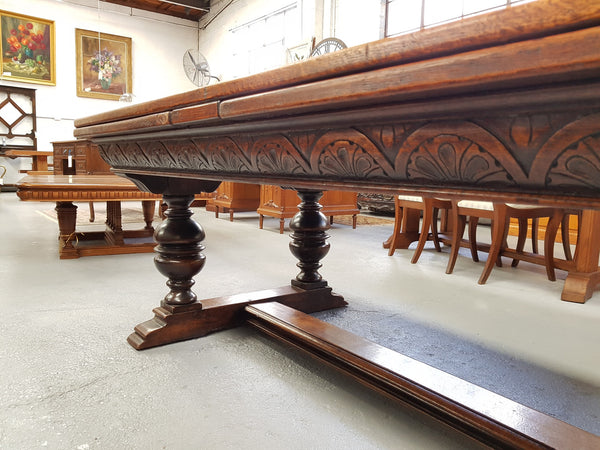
[17, 174, 163, 259]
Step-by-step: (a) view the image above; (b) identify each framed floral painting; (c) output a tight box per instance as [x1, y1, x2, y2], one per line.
[75, 28, 132, 100]
[0, 10, 55, 85]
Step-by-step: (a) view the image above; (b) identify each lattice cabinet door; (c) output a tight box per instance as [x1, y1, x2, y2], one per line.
[0, 85, 37, 152]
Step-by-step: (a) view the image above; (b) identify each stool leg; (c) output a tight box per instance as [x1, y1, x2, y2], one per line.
[388, 198, 403, 256]
[544, 210, 563, 282]
[478, 204, 507, 285]
[511, 217, 528, 268]
[446, 201, 466, 275]
[467, 217, 479, 262]
[431, 207, 442, 252]
[531, 218, 539, 254]
[561, 214, 573, 261]
[411, 198, 433, 264]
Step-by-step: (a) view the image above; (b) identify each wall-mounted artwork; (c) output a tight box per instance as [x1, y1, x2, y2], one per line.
[0, 10, 55, 85]
[75, 28, 132, 101]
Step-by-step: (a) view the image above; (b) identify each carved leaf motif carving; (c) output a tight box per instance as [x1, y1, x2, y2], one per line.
[408, 135, 512, 185]
[208, 139, 252, 173]
[255, 136, 310, 175]
[122, 142, 153, 167]
[166, 139, 211, 171]
[256, 145, 307, 174]
[319, 140, 385, 178]
[143, 141, 178, 168]
[97, 143, 126, 167]
[548, 135, 600, 189]
[437, 143, 459, 177]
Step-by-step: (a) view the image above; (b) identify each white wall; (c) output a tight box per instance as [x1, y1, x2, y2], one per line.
[1, 0, 200, 183]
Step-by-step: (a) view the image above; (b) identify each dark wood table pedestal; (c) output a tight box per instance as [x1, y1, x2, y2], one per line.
[127, 187, 347, 350]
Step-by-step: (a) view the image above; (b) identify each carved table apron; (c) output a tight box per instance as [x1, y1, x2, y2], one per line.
[73, 1, 600, 447]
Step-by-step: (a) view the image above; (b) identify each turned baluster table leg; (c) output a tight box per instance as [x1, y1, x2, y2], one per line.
[289, 189, 330, 290]
[154, 194, 206, 306]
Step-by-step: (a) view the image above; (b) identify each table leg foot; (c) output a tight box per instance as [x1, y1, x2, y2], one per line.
[127, 285, 347, 350]
[561, 271, 600, 303]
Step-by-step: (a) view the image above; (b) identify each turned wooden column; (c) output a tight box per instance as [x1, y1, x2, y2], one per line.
[154, 194, 206, 306]
[289, 190, 330, 290]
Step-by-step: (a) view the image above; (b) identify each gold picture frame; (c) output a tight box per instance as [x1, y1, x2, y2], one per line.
[0, 10, 55, 85]
[75, 28, 132, 101]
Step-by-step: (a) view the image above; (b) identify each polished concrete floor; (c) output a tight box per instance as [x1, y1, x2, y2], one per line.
[1, 192, 599, 449]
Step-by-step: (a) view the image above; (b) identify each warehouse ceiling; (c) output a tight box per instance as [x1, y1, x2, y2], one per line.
[102, 0, 210, 22]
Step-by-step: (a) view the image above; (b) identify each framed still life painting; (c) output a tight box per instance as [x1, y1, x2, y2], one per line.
[0, 10, 56, 85]
[75, 28, 132, 100]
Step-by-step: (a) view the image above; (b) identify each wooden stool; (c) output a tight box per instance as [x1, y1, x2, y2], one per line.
[410, 196, 452, 264]
[446, 201, 559, 285]
[388, 195, 451, 262]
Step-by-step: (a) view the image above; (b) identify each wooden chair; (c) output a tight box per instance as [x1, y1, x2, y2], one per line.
[388, 195, 452, 263]
[445, 201, 560, 285]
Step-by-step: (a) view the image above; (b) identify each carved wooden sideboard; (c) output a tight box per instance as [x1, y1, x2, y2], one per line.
[72, 1, 600, 447]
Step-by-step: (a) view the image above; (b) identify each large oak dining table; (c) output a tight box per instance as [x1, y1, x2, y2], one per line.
[73, 1, 600, 447]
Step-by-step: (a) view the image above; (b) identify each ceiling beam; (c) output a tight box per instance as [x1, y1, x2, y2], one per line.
[160, 0, 209, 12]
[101, 0, 209, 21]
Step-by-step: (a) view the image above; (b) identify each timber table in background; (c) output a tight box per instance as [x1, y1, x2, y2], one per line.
[17, 174, 162, 259]
[0, 149, 54, 174]
[73, 1, 600, 447]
